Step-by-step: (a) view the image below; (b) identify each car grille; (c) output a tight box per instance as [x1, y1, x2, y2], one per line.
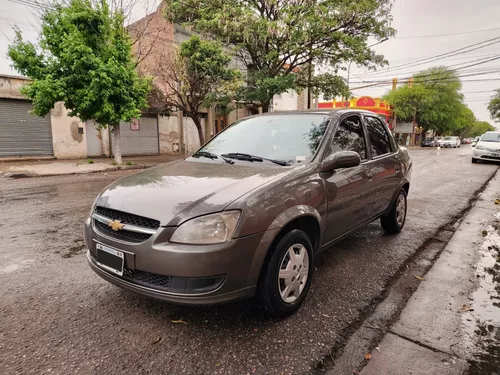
[94, 219, 152, 243]
[122, 268, 171, 292]
[93, 206, 160, 243]
[94, 206, 160, 229]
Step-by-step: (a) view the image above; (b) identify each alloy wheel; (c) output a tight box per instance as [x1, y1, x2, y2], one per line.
[278, 244, 309, 303]
[396, 193, 406, 226]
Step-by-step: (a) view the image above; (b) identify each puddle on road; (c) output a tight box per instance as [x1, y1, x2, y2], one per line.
[464, 223, 500, 374]
[0, 259, 34, 274]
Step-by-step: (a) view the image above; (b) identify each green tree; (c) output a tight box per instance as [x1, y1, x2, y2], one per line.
[466, 121, 495, 137]
[153, 36, 241, 145]
[384, 66, 468, 138]
[165, 0, 394, 112]
[488, 89, 500, 123]
[8, 0, 150, 164]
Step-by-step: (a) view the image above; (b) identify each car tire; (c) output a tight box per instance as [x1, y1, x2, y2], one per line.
[258, 229, 314, 317]
[472, 158, 478, 163]
[381, 189, 407, 234]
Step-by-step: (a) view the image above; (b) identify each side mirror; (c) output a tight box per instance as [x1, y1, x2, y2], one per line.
[320, 151, 361, 172]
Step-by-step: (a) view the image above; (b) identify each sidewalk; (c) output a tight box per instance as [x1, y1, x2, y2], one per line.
[359, 171, 500, 375]
[0, 154, 185, 178]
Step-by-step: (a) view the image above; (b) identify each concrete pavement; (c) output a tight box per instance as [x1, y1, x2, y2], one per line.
[359, 170, 500, 375]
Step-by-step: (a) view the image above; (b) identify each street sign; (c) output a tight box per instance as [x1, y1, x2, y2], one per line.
[130, 118, 140, 131]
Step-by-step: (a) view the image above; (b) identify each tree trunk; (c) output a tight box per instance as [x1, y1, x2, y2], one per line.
[261, 103, 269, 113]
[192, 115, 205, 147]
[112, 124, 123, 164]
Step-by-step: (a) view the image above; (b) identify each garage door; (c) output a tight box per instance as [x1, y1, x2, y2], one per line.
[117, 116, 159, 156]
[0, 99, 53, 157]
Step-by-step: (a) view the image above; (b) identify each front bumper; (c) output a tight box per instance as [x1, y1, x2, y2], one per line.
[84, 217, 279, 305]
[472, 148, 500, 161]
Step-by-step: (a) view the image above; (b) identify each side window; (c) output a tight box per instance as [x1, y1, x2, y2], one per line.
[365, 116, 392, 157]
[330, 115, 367, 160]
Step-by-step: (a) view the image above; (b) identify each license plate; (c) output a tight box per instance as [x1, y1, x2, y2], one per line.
[491, 153, 500, 158]
[96, 243, 124, 276]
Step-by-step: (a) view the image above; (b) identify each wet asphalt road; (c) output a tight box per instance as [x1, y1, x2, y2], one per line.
[0, 146, 498, 375]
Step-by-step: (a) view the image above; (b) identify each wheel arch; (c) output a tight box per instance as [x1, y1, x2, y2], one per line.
[249, 206, 322, 288]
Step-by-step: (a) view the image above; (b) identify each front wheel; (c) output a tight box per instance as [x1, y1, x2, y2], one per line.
[258, 229, 314, 317]
[381, 189, 407, 234]
[472, 158, 478, 163]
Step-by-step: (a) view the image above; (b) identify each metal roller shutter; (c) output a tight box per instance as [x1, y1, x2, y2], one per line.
[118, 116, 159, 156]
[0, 99, 54, 157]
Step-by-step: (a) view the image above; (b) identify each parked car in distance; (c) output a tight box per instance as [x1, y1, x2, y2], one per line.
[462, 138, 472, 144]
[435, 136, 445, 147]
[442, 136, 461, 148]
[84, 109, 412, 316]
[472, 131, 500, 163]
[421, 138, 437, 147]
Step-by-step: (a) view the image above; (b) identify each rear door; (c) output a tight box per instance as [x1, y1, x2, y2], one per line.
[323, 114, 377, 244]
[362, 115, 401, 215]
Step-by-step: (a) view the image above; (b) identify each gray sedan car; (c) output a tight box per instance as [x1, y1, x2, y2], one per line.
[85, 109, 412, 316]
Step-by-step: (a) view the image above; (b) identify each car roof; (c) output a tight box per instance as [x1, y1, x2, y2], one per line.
[247, 108, 380, 117]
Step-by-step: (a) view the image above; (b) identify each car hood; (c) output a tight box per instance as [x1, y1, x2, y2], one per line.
[94, 159, 290, 226]
[477, 141, 500, 150]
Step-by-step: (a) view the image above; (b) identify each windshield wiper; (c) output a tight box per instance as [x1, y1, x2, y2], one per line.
[192, 151, 234, 164]
[221, 152, 289, 166]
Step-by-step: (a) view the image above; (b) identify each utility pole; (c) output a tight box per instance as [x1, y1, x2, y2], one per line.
[408, 77, 417, 146]
[345, 61, 352, 108]
[391, 78, 398, 133]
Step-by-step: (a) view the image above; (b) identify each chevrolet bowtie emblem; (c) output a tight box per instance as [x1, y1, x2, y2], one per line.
[108, 220, 125, 231]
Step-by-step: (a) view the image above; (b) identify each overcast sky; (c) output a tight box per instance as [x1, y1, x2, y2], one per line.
[1, 0, 500, 124]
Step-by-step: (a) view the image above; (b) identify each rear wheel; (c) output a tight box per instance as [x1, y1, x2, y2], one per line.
[381, 189, 407, 234]
[258, 229, 314, 317]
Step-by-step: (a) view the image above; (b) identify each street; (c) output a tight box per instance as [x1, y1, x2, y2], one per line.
[0, 146, 498, 375]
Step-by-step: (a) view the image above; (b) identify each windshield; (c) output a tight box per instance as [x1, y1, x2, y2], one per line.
[444, 136, 454, 140]
[199, 114, 330, 163]
[480, 133, 500, 142]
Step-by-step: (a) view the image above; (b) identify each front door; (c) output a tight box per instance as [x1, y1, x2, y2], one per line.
[363, 115, 401, 215]
[323, 115, 377, 244]
[215, 114, 227, 135]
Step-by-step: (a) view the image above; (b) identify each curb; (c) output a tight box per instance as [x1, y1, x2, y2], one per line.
[0, 164, 152, 179]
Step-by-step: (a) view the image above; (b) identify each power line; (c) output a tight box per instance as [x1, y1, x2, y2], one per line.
[350, 55, 500, 83]
[394, 27, 500, 39]
[350, 77, 500, 91]
[463, 90, 498, 94]
[362, 36, 500, 77]
[8, 0, 50, 10]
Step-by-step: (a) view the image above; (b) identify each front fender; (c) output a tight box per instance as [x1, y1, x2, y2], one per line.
[244, 205, 324, 287]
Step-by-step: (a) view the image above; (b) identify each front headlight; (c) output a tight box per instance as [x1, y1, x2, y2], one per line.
[89, 196, 99, 217]
[170, 211, 241, 244]
[476, 145, 485, 150]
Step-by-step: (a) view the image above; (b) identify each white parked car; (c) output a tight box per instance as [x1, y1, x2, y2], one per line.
[435, 137, 445, 147]
[442, 136, 460, 148]
[472, 131, 500, 163]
